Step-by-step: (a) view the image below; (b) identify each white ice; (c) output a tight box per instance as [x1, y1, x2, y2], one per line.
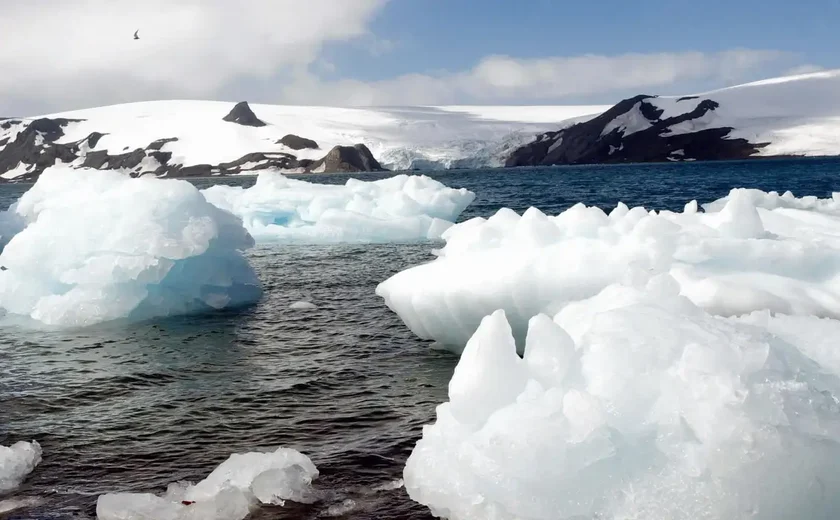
[201, 172, 475, 243]
[377, 188, 840, 352]
[648, 69, 840, 156]
[96, 447, 317, 520]
[0, 441, 41, 492]
[0, 167, 261, 327]
[404, 297, 840, 520]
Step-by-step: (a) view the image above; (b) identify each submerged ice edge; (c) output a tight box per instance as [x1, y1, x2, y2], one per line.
[377, 187, 840, 352]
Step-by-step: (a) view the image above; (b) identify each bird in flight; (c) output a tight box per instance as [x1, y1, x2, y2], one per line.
[134, 30, 140, 40]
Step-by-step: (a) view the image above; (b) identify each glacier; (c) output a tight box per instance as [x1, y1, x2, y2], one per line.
[0, 441, 41, 492]
[201, 172, 475, 243]
[97, 447, 317, 520]
[404, 298, 840, 520]
[377, 188, 840, 352]
[0, 167, 261, 327]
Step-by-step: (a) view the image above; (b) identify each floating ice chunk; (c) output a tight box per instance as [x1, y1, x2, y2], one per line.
[96, 447, 317, 520]
[0, 168, 261, 327]
[378, 188, 840, 352]
[0, 441, 41, 492]
[404, 286, 840, 520]
[201, 172, 475, 243]
[289, 301, 318, 311]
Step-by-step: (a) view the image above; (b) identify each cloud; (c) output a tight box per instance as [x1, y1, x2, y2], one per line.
[784, 64, 826, 76]
[0, 0, 388, 115]
[279, 49, 793, 106]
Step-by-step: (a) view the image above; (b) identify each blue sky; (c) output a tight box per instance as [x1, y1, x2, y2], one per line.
[316, 0, 839, 103]
[2, 0, 838, 114]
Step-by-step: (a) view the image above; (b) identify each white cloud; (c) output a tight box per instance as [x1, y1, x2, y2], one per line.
[280, 50, 793, 106]
[785, 64, 826, 76]
[0, 0, 388, 114]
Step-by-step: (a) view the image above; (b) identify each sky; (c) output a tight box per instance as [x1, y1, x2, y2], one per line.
[2, 0, 838, 116]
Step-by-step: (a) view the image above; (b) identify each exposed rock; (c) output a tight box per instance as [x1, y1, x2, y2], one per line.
[506, 95, 768, 167]
[222, 101, 266, 127]
[218, 152, 299, 173]
[146, 137, 178, 150]
[677, 96, 699, 102]
[278, 134, 319, 150]
[307, 144, 384, 173]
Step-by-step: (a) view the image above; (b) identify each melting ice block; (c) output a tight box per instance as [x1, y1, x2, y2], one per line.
[96, 447, 317, 520]
[0, 168, 261, 327]
[201, 172, 475, 243]
[0, 441, 42, 492]
[377, 188, 840, 352]
[404, 283, 840, 520]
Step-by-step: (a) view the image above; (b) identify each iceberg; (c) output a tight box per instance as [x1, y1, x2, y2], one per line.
[0, 441, 41, 492]
[201, 172, 475, 243]
[0, 167, 261, 327]
[96, 447, 317, 520]
[377, 188, 840, 352]
[404, 294, 840, 520]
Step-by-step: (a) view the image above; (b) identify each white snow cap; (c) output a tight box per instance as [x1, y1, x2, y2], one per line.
[378, 188, 840, 352]
[404, 295, 840, 520]
[0, 441, 42, 492]
[202, 172, 475, 243]
[0, 167, 261, 327]
[96, 447, 317, 520]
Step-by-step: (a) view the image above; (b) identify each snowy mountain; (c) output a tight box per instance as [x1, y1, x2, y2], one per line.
[507, 69, 840, 166]
[0, 102, 604, 182]
[1, 70, 838, 182]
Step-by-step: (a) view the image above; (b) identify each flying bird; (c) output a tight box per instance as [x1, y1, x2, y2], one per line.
[134, 30, 140, 40]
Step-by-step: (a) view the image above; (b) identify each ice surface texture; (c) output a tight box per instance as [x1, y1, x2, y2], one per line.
[0, 168, 261, 327]
[96, 447, 317, 520]
[404, 299, 840, 520]
[202, 172, 475, 243]
[0, 441, 41, 492]
[378, 188, 840, 352]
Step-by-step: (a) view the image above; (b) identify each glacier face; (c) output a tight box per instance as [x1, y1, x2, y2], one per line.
[0, 168, 261, 327]
[377, 188, 840, 352]
[201, 172, 476, 244]
[97, 447, 318, 520]
[404, 298, 840, 520]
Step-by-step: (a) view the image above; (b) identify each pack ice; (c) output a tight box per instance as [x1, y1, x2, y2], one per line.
[0, 441, 41, 492]
[201, 172, 475, 243]
[96, 447, 317, 520]
[0, 168, 261, 327]
[404, 295, 840, 519]
[378, 188, 840, 351]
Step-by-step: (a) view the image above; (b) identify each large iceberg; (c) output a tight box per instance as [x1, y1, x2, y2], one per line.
[0, 168, 261, 327]
[377, 188, 840, 352]
[0, 441, 41, 492]
[404, 294, 840, 520]
[201, 172, 475, 243]
[97, 447, 317, 520]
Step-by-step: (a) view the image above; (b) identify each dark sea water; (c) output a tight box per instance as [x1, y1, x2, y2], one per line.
[2, 158, 840, 519]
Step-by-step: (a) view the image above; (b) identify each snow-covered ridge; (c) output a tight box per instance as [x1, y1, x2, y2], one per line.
[507, 69, 840, 165]
[0, 102, 605, 182]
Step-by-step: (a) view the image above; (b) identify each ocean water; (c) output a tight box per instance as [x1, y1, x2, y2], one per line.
[2, 157, 840, 519]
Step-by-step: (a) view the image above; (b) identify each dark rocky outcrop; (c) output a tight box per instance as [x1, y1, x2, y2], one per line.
[306, 144, 384, 173]
[218, 152, 299, 173]
[506, 95, 769, 167]
[146, 137, 178, 150]
[278, 134, 319, 150]
[222, 101, 266, 127]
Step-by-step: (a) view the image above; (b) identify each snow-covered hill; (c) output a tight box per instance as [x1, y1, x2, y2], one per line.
[0, 102, 606, 181]
[508, 69, 840, 166]
[1, 69, 838, 182]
